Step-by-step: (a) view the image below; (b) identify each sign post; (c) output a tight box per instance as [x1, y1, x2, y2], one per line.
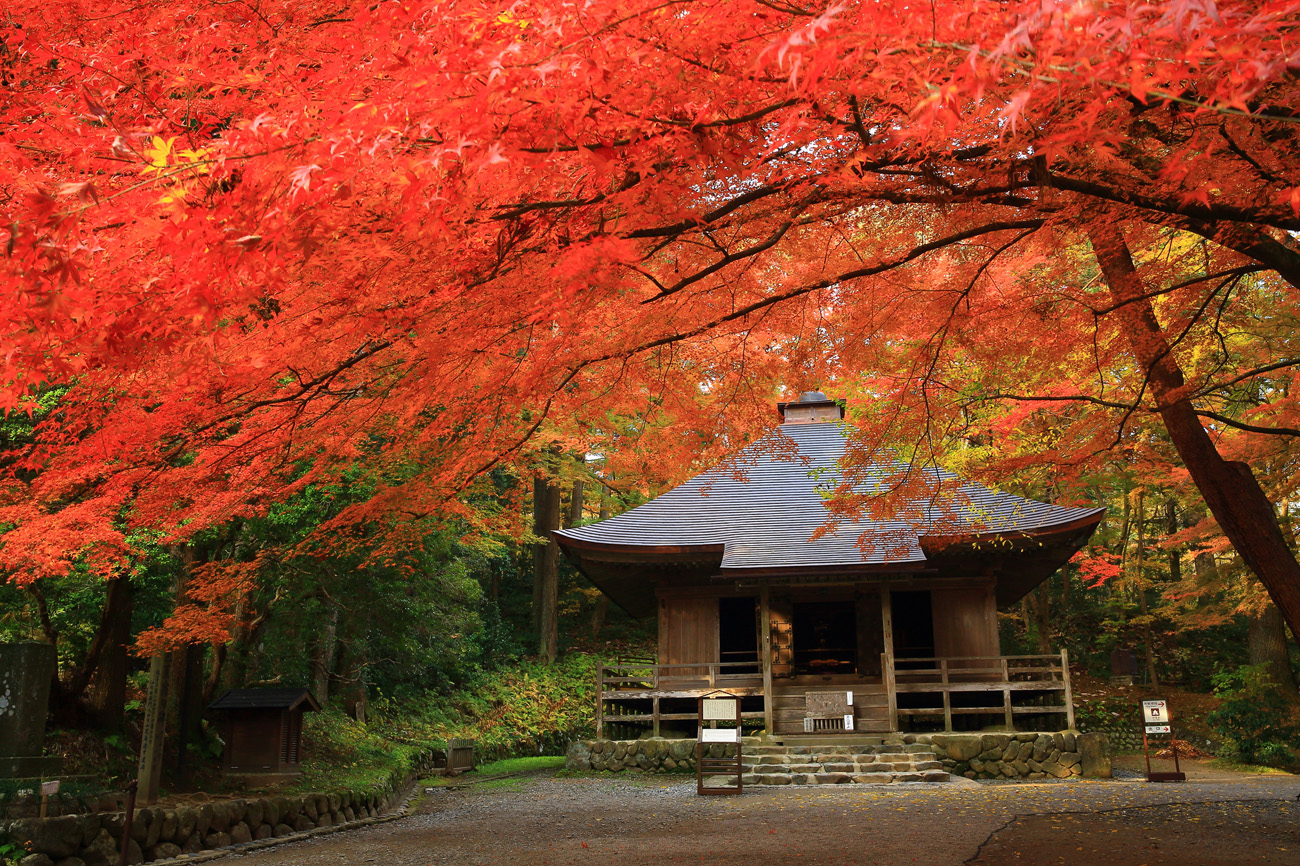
[1141, 699, 1185, 783]
[697, 692, 743, 796]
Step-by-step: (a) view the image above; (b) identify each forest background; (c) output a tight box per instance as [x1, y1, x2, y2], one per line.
[2, 0, 1300, 789]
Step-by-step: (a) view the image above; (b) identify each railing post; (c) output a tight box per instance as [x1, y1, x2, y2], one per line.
[1061, 647, 1076, 730]
[595, 664, 605, 740]
[1001, 657, 1013, 729]
[883, 651, 898, 731]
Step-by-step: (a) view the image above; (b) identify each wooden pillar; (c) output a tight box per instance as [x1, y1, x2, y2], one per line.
[652, 697, 661, 738]
[882, 584, 897, 730]
[595, 665, 604, 740]
[760, 585, 773, 734]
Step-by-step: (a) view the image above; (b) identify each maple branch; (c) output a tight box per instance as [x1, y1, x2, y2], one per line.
[1046, 168, 1300, 232]
[630, 219, 1044, 345]
[1189, 359, 1300, 401]
[1195, 412, 1300, 439]
[1087, 265, 1264, 317]
[639, 216, 799, 303]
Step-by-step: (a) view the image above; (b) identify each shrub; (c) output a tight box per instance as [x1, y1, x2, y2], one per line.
[1206, 664, 1300, 767]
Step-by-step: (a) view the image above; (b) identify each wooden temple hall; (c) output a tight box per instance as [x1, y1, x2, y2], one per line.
[555, 393, 1104, 739]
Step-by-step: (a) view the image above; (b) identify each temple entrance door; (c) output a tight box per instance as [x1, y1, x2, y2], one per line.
[792, 602, 857, 676]
[719, 596, 758, 675]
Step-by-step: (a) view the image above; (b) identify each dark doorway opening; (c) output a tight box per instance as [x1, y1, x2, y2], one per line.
[719, 596, 758, 674]
[792, 602, 857, 674]
[892, 590, 935, 667]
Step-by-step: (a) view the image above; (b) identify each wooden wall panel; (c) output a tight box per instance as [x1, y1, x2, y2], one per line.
[658, 594, 719, 672]
[931, 587, 999, 673]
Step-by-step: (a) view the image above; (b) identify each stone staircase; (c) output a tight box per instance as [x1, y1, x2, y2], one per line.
[736, 737, 950, 786]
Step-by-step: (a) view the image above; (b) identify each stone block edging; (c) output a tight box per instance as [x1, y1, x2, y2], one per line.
[3, 751, 435, 866]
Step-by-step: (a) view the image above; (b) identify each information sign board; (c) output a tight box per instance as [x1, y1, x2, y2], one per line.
[40, 780, 59, 796]
[701, 727, 739, 743]
[1142, 699, 1170, 724]
[1145, 725, 1171, 734]
[701, 698, 737, 720]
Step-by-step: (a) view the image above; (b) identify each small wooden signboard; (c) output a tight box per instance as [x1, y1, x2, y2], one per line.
[697, 692, 743, 796]
[1141, 699, 1185, 782]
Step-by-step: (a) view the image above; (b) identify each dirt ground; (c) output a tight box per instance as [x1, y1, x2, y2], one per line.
[226, 761, 1300, 866]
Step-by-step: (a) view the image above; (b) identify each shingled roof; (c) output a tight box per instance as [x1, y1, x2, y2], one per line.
[208, 688, 321, 713]
[555, 413, 1103, 616]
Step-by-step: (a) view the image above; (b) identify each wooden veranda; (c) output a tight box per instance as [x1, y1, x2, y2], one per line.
[595, 649, 1075, 739]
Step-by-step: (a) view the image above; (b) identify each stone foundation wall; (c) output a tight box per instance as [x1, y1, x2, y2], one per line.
[919, 731, 1111, 780]
[565, 738, 724, 773]
[566, 732, 1113, 781]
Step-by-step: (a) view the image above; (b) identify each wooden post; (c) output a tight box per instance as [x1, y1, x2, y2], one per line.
[1061, 648, 1077, 730]
[760, 585, 773, 734]
[941, 659, 952, 731]
[881, 585, 897, 731]
[137, 654, 168, 805]
[1001, 657, 1013, 730]
[595, 664, 604, 740]
[653, 696, 661, 738]
[883, 652, 898, 731]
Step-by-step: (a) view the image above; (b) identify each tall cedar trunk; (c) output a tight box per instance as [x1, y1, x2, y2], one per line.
[1133, 489, 1159, 687]
[167, 544, 206, 785]
[88, 575, 133, 730]
[312, 596, 340, 705]
[1090, 222, 1300, 641]
[337, 640, 368, 724]
[568, 478, 585, 526]
[1248, 600, 1299, 700]
[1034, 582, 1051, 653]
[1165, 500, 1182, 585]
[591, 482, 612, 636]
[532, 475, 562, 663]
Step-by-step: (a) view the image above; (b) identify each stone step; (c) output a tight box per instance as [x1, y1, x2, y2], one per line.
[741, 769, 950, 786]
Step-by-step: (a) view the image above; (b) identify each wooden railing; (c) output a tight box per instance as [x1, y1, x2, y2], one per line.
[596, 661, 765, 739]
[884, 649, 1075, 732]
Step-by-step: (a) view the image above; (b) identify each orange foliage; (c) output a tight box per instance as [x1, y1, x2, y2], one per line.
[2, 0, 1299, 641]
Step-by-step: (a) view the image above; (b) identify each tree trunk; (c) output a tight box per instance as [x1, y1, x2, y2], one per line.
[568, 478, 585, 527]
[88, 575, 133, 730]
[1248, 600, 1299, 700]
[166, 544, 206, 786]
[1165, 499, 1182, 585]
[532, 474, 562, 663]
[590, 481, 612, 637]
[337, 641, 368, 724]
[1133, 489, 1160, 688]
[311, 595, 339, 705]
[1034, 582, 1051, 653]
[1090, 221, 1300, 641]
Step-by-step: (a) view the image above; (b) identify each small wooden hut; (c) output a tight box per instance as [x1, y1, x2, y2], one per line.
[208, 688, 320, 781]
[555, 393, 1104, 737]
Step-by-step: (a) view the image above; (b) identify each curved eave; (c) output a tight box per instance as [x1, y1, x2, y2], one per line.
[920, 508, 1106, 607]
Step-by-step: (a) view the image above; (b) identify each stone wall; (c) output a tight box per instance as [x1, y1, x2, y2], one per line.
[0, 750, 439, 866]
[1080, 722, 1215, 756]
[920, 731, 1111, 780]
[565, 738, 720, 773]
[565, 732, 1113, 781]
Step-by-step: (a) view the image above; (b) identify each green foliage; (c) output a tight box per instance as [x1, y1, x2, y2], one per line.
[1206, 664, 1300, 767]
[1074, 696, 1136, 732]
[290, 708, 432, 796]
[371, 653, 597, 761]
[474, 756, 565, 775]
[0, 838, 29, 866]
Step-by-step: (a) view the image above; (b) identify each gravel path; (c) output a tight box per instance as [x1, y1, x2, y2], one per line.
[227, 766, 1300, 865]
